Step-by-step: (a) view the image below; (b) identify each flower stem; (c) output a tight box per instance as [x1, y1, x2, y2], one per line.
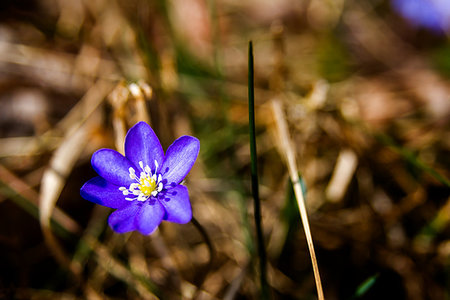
[191, 216, 215, 272]
[191, 216, 215, 298]
[248, 41, 269, 299]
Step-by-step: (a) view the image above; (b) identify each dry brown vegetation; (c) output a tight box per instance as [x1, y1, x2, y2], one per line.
[0, 0, 449, 299]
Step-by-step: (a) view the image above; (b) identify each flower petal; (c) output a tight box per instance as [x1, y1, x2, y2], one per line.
[135, 200, 165, 235]
[125, 122, 164, 173]
[161, 136, 199, 186]
[91, 149, 135, 186]
[80, 176, 128, 209]
[108, 202, 140, 233]
[159, 185, 192, 224]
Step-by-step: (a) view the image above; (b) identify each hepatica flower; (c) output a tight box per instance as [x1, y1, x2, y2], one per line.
[80, 122, 199, 235]
[392, 0, 450, 32]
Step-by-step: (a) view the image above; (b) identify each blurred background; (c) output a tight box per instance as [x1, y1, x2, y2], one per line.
[0, 0, 449, 299]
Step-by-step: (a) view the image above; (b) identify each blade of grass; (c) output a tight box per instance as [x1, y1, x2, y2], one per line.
[271, 99, 324, 300]
[248, 41, 269, 299]
[352, 273, 379, 299]
[376, 133, 450, 187]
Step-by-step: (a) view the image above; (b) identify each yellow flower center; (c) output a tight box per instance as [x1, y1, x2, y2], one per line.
[119, 160, 163, 202]
[139, 176, 158, 196]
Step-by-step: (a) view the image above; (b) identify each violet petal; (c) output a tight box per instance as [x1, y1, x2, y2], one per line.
[392, 0, 450, 32]
[125, 121, 164, 172]
[136, 200, 165, 235]
[108, 202, 141, 233]
[80, 176, 128, 209]
[159, 185, 192, 224]
[91, 149, 135, 186]
[161, 136, 199, 186]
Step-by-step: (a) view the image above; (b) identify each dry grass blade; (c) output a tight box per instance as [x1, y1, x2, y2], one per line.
[108, 81, 129, 154]
[0, 136, 60, 158]
[129, 81, 153, 125]
[108, 81, 153, 153]
[150, 229, 184, 295]
[2, 0, 448, 298]
[325, 149, 358, 203]
[56, 80, 114, 134]
[37, 80, 111, 274]
[223, 265, 248, 300]
[0, 163, 81, 234]
[271, 99, 325, 300]
[83, 235, 159, 300]
[39, 122, 90, 274]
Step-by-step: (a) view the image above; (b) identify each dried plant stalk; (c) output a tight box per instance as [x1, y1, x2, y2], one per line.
[0, 164, 81, 234]
[108, 81, 129, 154]
[39, 123, 89, 274]
[83, 235, 159, 300]
[38, 80, 111, 290]
[129, 81, 152, 125]
[325, 149, 358, 203]
[271, 99, 325, 300]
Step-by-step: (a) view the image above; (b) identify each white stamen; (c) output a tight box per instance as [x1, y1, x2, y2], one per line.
[129, 167, 136, 179]
[119, 161, 165, 202]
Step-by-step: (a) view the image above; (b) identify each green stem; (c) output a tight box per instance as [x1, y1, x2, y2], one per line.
[248, 41, 269, 299]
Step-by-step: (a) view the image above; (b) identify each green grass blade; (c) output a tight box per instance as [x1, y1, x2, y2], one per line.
[353, 273, 379, 298]
[376, 133, 450, 187]
[248, 40, 269, 299]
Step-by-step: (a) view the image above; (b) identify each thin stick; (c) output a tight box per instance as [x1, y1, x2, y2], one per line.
[271, 99, 324, 300]
[248, 41, 269, 299]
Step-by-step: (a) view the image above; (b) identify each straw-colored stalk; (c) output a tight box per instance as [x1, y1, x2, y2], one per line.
[271, 99, 325, 300]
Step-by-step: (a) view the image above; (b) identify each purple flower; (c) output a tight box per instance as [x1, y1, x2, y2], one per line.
[80, 121, 200, 235]
[392, 0, 450, 32]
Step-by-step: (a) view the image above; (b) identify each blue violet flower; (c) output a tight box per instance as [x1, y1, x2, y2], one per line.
[80, 121, 200, 235]
[392, 0, 450, 32]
